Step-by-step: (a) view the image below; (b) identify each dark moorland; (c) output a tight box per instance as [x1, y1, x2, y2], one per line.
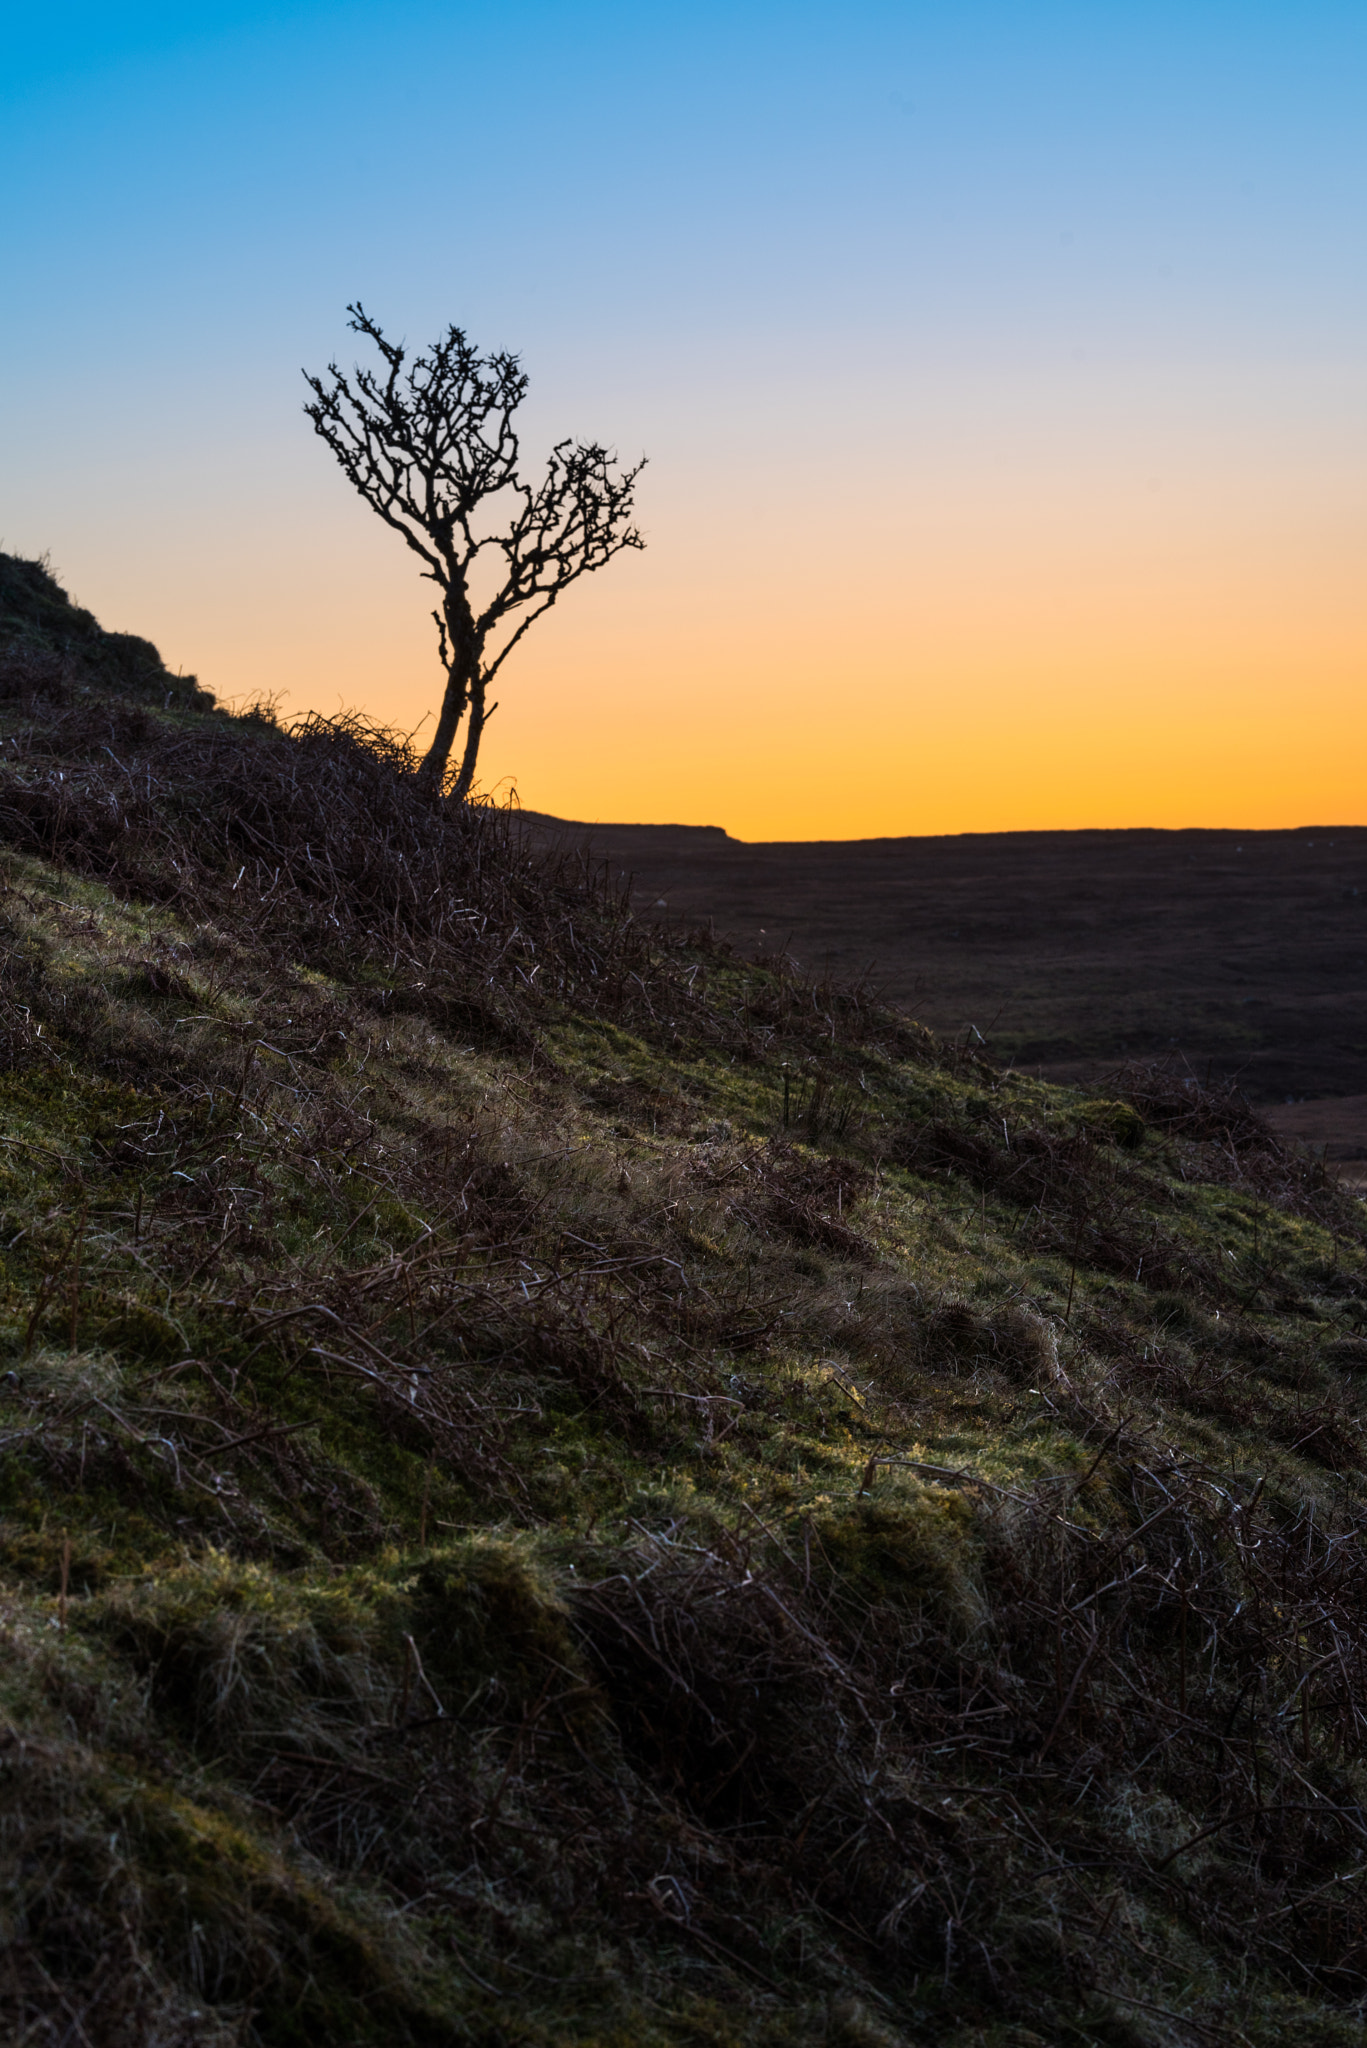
[524, 815, 1367, 1165]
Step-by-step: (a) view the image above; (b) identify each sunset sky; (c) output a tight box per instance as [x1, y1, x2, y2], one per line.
[3, 2, 1364, 840]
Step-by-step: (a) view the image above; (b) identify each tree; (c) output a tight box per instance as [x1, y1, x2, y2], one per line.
[303, 304, 645, 799]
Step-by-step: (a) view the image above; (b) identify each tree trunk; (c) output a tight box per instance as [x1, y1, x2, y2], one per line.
[450, 670, 487, 803]
[418, 586, 479, 788]
[417, 661, 470, 786]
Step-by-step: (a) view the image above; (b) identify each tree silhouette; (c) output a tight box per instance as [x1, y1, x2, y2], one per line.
[304, 305, 645, 798]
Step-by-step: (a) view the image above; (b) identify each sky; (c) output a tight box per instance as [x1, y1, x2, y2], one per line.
[2, 1, 1364, 840]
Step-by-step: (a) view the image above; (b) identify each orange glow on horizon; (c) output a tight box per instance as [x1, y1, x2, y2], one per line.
[6, 3, 1366, 849]
[141, 412, 1363, 845]
[48, 358, 1365, 847]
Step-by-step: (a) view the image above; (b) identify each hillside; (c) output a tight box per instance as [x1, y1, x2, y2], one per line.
[3, 554, 1367, 2048]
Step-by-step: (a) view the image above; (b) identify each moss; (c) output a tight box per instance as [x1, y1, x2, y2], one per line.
[78, 1778, 462, 2045]
[0, 1523, 118, 1593]
[1074, 1098, 1146, 1150]
[411, 1535, 590, 1714]
[814, 1487, 984, 1636]
[96, 1303, 184, 1363]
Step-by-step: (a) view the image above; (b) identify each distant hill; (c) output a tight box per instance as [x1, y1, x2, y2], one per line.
[525, 811, 1367, 1113]
[518, 807, 733, 839]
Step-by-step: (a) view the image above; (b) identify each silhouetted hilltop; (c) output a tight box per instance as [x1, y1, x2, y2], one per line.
[0, 549, 212, 708]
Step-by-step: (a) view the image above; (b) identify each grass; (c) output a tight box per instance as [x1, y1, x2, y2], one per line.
[2, 552, 1367, 2044]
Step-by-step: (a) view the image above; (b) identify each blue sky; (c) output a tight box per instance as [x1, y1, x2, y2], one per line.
[3, 2, 1364, 834]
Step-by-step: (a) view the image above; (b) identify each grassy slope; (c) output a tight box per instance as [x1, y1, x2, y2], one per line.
[3, 559, 1367, 2048]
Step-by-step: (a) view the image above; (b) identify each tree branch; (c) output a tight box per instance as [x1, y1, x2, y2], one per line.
[304, 306, 644, 792]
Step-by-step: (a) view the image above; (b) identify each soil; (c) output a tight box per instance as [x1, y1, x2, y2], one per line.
[523, 813, 1367, 1154]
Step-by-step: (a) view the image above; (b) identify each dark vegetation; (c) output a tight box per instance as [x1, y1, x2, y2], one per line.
[3, 553, 1367, 2045]
[526, 817, 1367, 1107]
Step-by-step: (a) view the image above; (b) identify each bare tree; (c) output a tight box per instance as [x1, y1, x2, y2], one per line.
[304, 304, 645, 798]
